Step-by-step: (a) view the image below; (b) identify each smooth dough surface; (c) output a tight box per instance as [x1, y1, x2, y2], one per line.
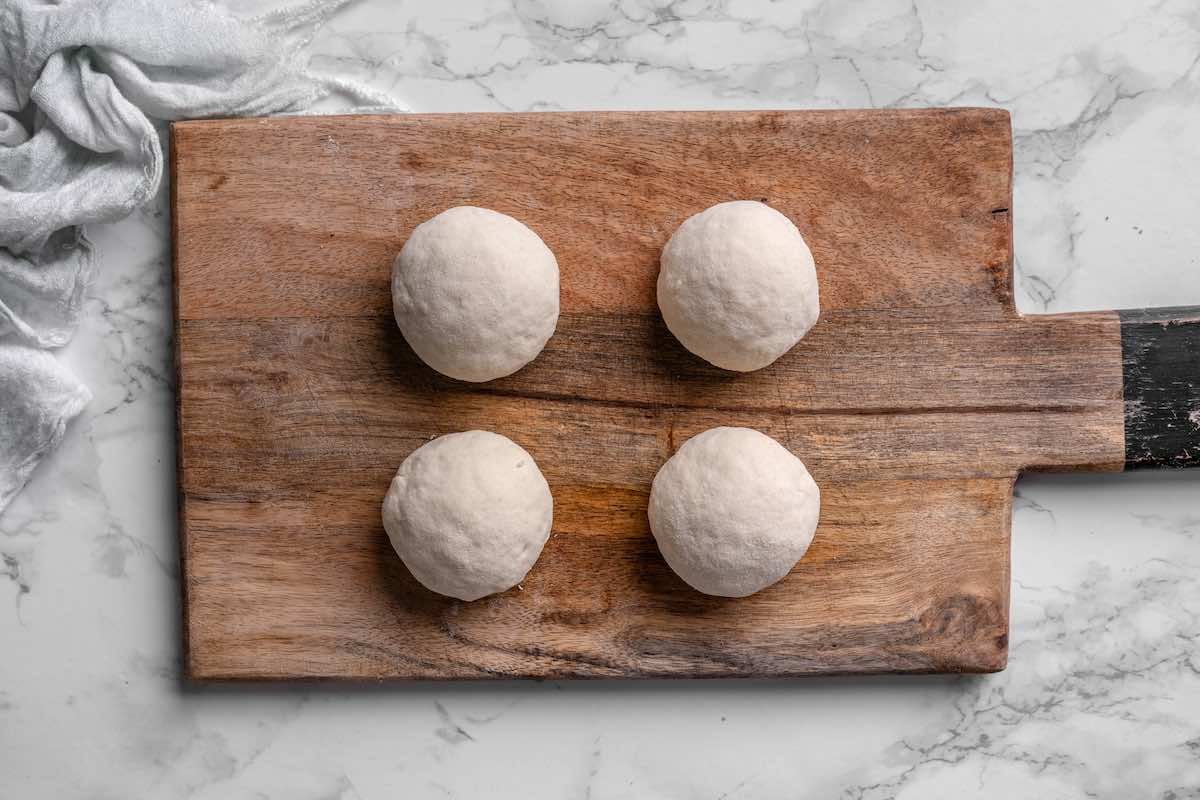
[648, 426, 820, 597]
[657, 200, 820, 371]
[381, 430, 553, 601]
[392, 206, 559, 382]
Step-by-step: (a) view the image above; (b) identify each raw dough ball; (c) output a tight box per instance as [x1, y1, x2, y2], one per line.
[392, 206, 560, 382]
[381, 430, 553, 601]
[657, 200, 820, 371]
[648, 426, 820, 597]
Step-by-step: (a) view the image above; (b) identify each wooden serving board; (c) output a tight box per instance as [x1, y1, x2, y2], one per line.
[172, 110, 1197, 681]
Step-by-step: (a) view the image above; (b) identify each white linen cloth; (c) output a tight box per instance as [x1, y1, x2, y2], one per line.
[0, 0, 398, 514]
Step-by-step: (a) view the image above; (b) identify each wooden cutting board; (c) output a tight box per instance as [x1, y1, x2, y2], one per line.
[172, 109, 1198, 681]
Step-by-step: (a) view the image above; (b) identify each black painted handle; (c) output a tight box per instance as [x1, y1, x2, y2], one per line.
[1121, 307, 1200, 469]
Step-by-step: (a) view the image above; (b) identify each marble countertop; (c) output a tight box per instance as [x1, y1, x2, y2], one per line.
[4, 1, 1200, 797]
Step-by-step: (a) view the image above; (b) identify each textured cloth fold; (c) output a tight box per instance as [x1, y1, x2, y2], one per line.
[0, 343, 91, 510]
[0, 0, 395, 514]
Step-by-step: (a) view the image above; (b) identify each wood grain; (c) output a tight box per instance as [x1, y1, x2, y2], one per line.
[172, 110, 1127, 680]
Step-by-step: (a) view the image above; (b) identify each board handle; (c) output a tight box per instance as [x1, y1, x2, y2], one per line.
[1120, 306, 1200, 469]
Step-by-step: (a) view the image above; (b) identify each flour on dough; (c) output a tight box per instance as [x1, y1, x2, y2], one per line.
[648, 426, 820, 597]
[658, 200, 819, 371]
[381, 430, 553, 601]
[392, 206, 559, 382]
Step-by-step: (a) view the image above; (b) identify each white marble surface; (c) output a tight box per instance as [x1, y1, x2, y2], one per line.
[4, 1, 1200, 797]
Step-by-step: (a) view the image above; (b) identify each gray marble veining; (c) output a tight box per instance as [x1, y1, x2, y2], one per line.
[3, 1, 1199, 797]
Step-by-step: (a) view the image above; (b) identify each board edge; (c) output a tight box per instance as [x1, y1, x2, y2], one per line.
[169, 106, 1013, 133]
[170, 121, 200, 682]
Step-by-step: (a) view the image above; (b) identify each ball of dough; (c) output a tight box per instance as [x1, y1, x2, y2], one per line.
[381, 430, 553, 601]
[648, 426, 820, 597]
[392, 206, 560, 382]
[657, 200, 820, 371]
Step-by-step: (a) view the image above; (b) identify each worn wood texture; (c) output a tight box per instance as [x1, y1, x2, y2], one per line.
[172, 110, 1127, 680]
[1120, 306, 1200, 468]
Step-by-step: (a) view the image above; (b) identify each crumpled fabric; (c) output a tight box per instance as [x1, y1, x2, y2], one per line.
[0, 0, 399, 514]
[0, 343, 91, 510]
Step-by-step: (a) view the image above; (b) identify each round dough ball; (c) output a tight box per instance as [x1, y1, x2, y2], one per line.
[392, 206, 559, 382]
[381, 430, 553, 601]
[648, 426, 820, 597]
[657, 200, 820, 371]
